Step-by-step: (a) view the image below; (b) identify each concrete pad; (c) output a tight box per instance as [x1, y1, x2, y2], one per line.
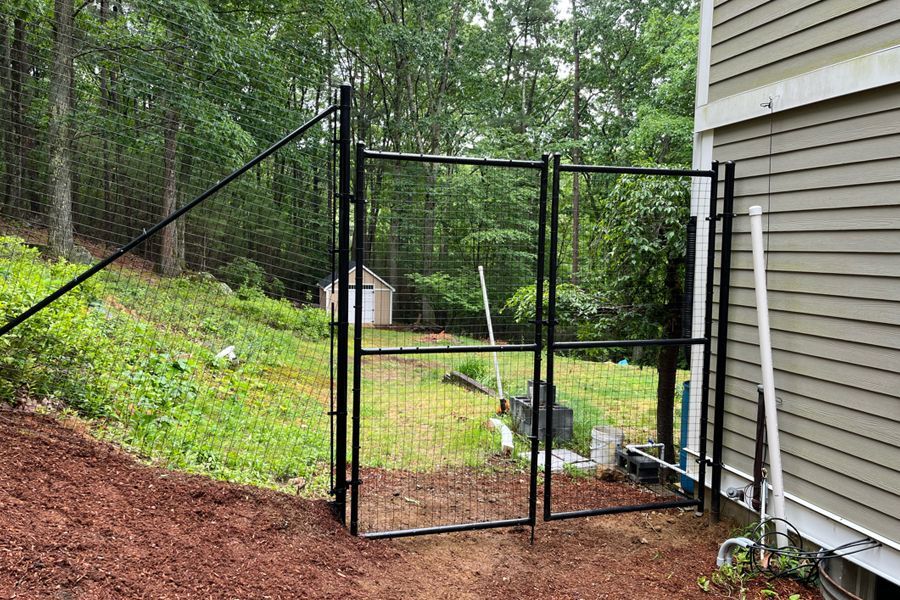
[519, 449, 598, 472]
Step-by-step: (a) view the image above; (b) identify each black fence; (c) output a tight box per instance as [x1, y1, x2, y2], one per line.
[1, 78, 347, 503]
[0, 2, 353, 503]
[1, 39, 736, 535]
[345, 146, 735, 537]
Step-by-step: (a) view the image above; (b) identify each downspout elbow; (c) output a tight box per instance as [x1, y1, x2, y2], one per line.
[716, 537, 756, 567]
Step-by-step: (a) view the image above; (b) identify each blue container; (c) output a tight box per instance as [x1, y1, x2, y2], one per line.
[679, 380, 694, 494]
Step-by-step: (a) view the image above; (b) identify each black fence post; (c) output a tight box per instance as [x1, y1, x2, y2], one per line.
[529, 154, 550, 536]
[696, 161, 719, 514]
[710, 160, 736, 522]
[349, 142, 366, 536]
[333, 83, 353, 525]
[543, 153, 562, 520]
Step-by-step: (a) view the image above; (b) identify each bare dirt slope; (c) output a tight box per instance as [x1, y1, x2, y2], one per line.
[0, 411, 808, 599]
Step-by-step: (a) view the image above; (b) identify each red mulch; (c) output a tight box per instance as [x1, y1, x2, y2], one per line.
[0, 410, 811, 599]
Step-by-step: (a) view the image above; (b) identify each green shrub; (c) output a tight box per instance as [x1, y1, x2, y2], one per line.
[230, 290, 330, 339]
[109, 351, 200, 431]
[219, 257, 266, 291]
[219, 257, 284, 297]
[0, 236, 114, 412]
[456, 356, 488, 383]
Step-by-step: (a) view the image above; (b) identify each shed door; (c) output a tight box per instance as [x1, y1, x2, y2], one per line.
[349, 285, 375, 324]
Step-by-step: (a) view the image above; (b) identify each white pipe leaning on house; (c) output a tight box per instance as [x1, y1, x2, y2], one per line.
[748, 206, 787, 545]
[478, 266, 504, 403]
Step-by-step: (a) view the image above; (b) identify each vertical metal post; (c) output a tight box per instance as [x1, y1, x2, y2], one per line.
[349, 142, 366, 536]
[696, 161, 719, 513]
[543, 154, 562, 520]
[711, 160, 736, 522]
[334, 84, 352, 525]
[529, 154, 550, 535]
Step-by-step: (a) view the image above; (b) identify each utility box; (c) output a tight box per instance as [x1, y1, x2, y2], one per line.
[509, 380, 573, 442]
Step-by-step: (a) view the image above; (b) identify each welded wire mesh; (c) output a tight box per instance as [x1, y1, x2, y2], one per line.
[354, 156, 543, 534]
[360, 158, 543, 343]
[546, 170, 713, 513]
[0, 3, 340, 494]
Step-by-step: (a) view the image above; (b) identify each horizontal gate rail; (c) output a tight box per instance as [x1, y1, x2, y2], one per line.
[363, 149, 543, 169]
[361, 517, 532, 540]
[553, 338, 706, 350]
[558, 163, 716, 178]
[360, 344, 537, 356]
[545, 499, 701, 522]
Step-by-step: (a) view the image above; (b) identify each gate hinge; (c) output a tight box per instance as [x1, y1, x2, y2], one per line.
[345, 478, 363, 486]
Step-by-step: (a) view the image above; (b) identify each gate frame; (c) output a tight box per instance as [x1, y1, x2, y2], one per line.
[348, 147, 550, 538]
[541, 155, 730, 522]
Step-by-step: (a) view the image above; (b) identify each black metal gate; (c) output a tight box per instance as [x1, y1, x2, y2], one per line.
[348, 148, 732, 537]
[349, 147, 549, 537]
[542, 158, 725, 521]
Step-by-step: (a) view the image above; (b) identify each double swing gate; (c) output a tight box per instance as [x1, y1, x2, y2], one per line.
[341, 142, 734, 538]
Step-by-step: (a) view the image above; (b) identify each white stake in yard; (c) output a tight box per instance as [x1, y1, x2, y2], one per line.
[478, 265, 504, 406]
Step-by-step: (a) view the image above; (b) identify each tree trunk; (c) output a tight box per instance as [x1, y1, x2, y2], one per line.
[1, 15, 8, 208]
[176, 121, 194, 269]
[655, 257, 683, 477]
[158, 100, 181, 276]
[48, 0, 74, 258]
[420, 178, 436, 325]
[571, 0, 581, 284]
[388, 208, 400, 304]
[3, 15, 25, 218]
[99, 0, 114, 239]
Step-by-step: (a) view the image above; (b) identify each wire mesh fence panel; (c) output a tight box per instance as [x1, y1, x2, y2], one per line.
[0, 3, 343, 496]
[353, 154, 545, 535]
[545, 167, 714, 516]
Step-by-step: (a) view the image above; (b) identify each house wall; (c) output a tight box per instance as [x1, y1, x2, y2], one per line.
[321, 268, 392, 325]
[708, 0, 900, 101]
[694, 0, 900, 585]
[709, 82, 900, 543]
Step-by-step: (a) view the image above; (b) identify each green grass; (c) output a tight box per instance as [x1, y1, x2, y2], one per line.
[0, 235, 689, 495]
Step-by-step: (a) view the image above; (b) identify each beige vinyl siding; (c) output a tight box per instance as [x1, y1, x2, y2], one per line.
[708, 0, 900, 101]
[708, 83, 900, 539]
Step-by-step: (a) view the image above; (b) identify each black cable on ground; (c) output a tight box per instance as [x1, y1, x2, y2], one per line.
[738, 517, 881, 585]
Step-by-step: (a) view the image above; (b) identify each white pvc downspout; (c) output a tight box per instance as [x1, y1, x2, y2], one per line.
[748, 206, 787, 543]
[478, 266, 504, 404]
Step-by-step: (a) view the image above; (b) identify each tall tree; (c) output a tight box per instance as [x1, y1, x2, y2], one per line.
[570, 0, 581, 284]
[47, 0, 75, 257]
[2, 13, 26, 218]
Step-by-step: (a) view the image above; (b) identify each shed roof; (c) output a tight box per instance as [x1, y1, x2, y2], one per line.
[317, 262, 396, 292]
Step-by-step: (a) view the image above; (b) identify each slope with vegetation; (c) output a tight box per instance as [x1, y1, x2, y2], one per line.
[1, 234, 687, 491]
